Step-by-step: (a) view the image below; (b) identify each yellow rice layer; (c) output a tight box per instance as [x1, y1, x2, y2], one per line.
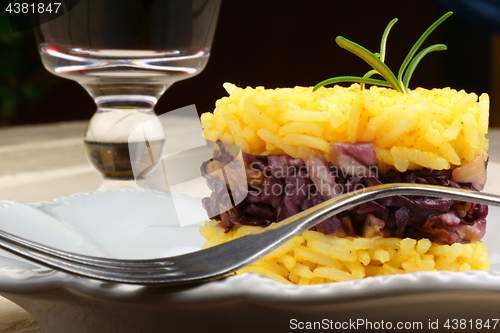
[200, 221, 489, 285]
[200, 83, 489, 172]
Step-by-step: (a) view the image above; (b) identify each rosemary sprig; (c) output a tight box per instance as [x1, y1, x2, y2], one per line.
[313, 12, 453, 93]
[360, 18, 398, 90]
[397, 12, 452, 84]
[315, 75, 394, 89]
[360, 69, 380, 90]
[318, 36, 404, 93]
[402, 43, 447, 89]
[379, 18, 398, 63]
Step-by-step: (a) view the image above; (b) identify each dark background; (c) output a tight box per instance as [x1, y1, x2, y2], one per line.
[0, 0, 499, 127]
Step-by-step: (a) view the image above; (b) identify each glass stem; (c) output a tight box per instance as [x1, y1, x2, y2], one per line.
[81, 83, 170, 110]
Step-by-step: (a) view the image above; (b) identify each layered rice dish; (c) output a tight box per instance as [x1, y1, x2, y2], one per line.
[197, 82, 490, 284]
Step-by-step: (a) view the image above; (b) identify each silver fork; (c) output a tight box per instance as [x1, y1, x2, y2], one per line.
[1, 183, 500, 286]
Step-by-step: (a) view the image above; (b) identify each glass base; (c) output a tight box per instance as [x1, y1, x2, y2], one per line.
[84, 108, 166, 189]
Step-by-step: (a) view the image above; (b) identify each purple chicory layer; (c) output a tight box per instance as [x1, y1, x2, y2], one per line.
[201, 142, 487, 245]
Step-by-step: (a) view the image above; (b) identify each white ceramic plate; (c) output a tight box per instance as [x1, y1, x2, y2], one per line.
[1, 188, 500, 333]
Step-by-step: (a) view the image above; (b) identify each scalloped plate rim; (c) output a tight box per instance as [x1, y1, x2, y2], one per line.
[0, 188, 498, 304]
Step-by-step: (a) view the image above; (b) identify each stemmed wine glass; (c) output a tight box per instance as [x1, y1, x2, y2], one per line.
[33, 0, 220, 188]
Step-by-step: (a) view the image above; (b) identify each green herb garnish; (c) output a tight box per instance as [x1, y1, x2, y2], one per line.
[313, 12, 452, 94]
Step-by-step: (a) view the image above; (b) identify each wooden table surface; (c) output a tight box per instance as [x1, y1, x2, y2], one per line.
[0, 121, 499, 332]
